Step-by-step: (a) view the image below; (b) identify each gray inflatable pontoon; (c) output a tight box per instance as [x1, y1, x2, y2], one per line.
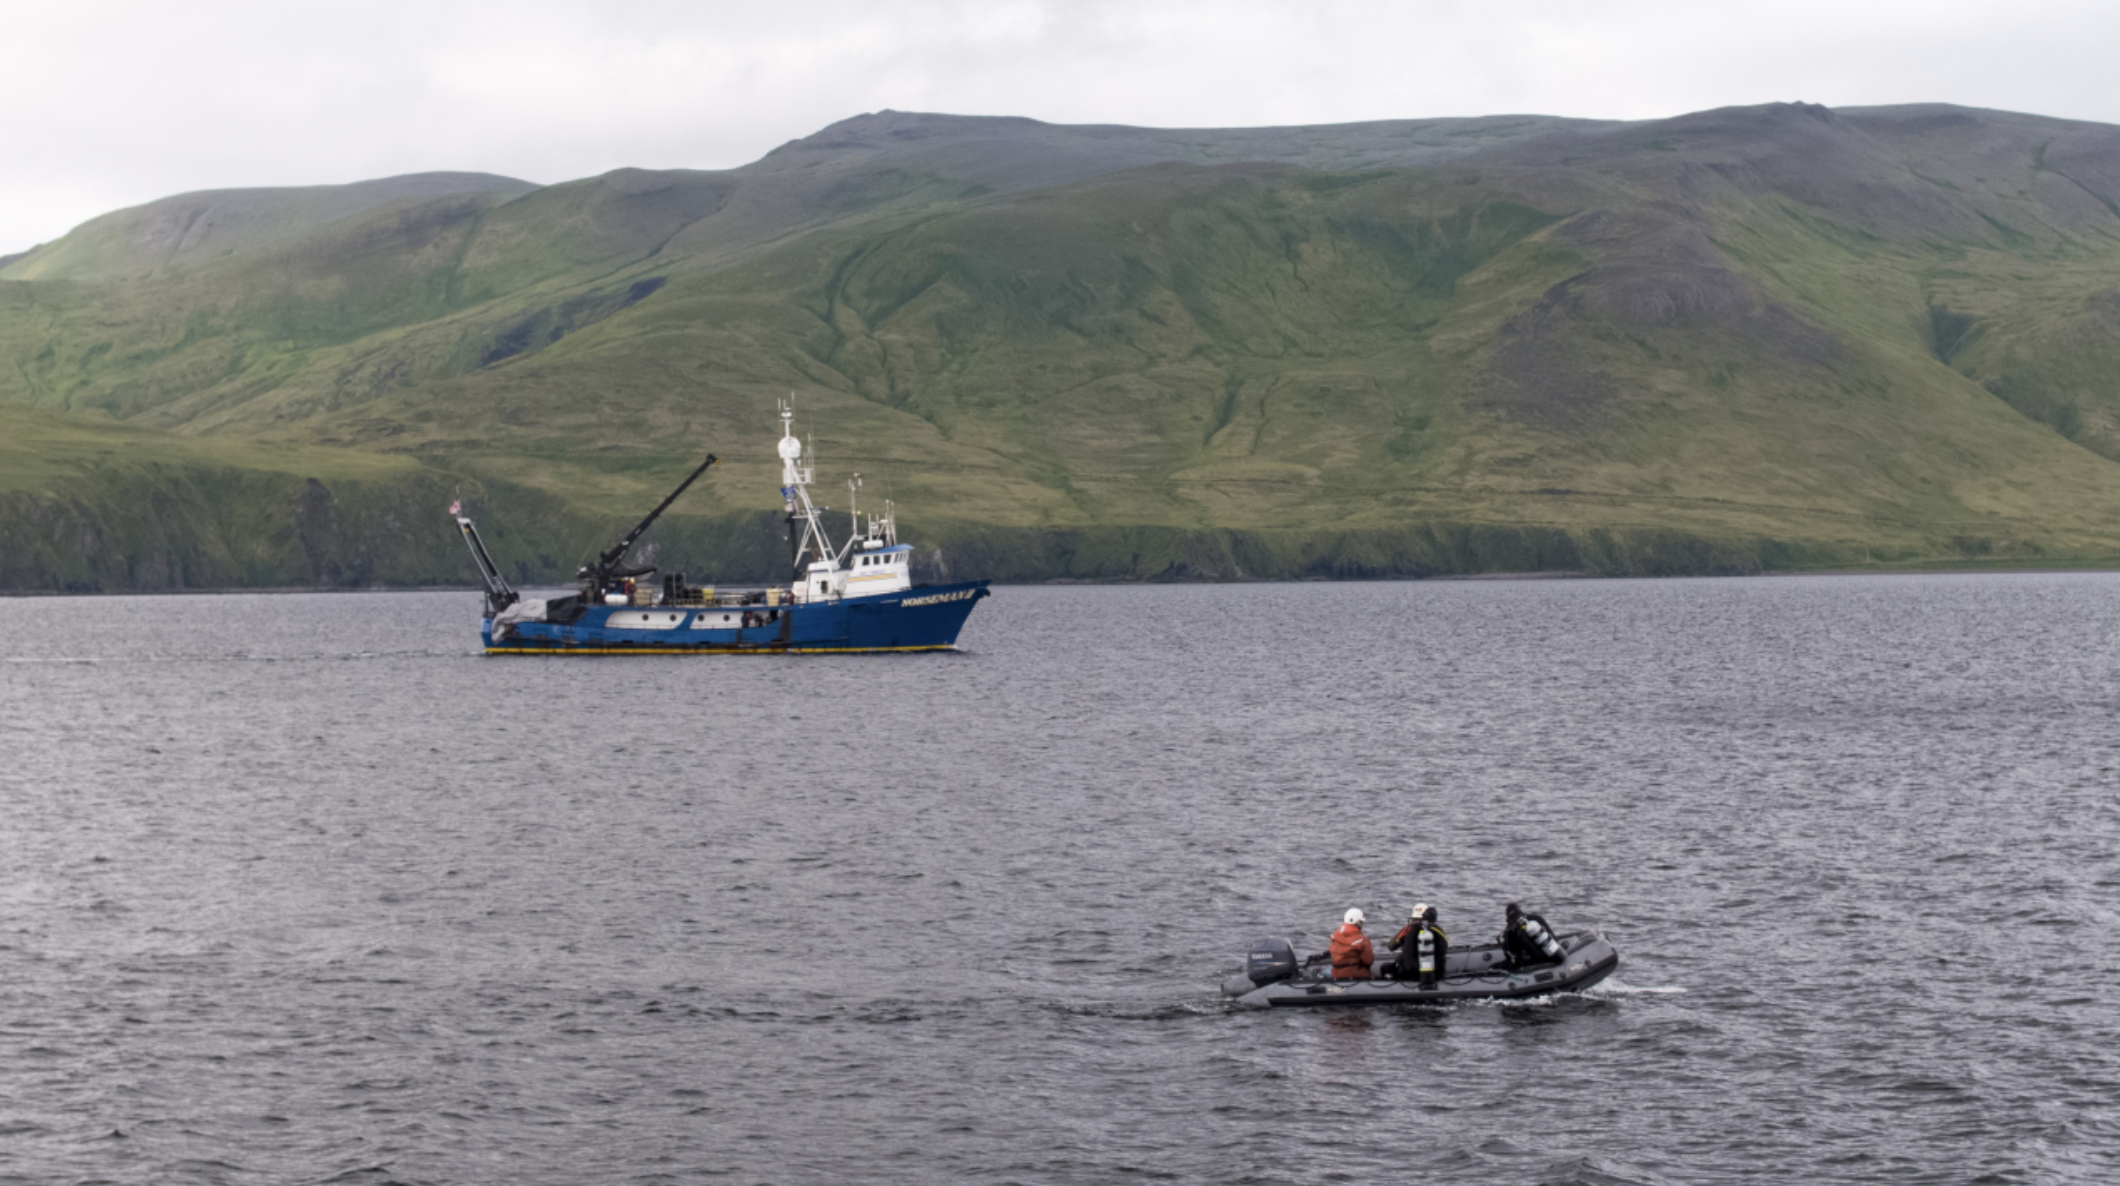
[1221, 930, 1620, 1007]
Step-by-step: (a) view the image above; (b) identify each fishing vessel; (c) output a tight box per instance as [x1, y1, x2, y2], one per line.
[452, 402, 989, 654]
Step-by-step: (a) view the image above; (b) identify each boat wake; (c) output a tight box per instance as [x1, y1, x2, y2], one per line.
[1583, 976, 1686, 997]
[5, 650, 458, 664]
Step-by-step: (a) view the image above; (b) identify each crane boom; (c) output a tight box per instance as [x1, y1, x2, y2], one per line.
[579, 451, 719, 593]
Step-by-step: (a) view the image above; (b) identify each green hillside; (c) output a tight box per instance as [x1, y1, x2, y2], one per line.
[6, 103, 2120, 591]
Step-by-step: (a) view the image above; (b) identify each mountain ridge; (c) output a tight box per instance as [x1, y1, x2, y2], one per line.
[5, 102, 2120, 592]
[2, 172, 539, 281]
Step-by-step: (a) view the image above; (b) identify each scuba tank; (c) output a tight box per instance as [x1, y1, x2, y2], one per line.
[1415, 927, 1437, 975]
[1522, 916, 1563, 961]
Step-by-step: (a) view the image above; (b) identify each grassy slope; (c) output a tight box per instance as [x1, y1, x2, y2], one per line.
[0, 173, 538, 282]
[6, 105, 2120, 590]
[0, 405, 470, 589]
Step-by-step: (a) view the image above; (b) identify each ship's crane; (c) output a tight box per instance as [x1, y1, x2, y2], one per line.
[452, 502, 519, 618]
[577, 450, 720, 599]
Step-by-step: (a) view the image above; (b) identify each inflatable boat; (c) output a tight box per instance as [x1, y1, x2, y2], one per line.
[1221, 930, 1620, 1007]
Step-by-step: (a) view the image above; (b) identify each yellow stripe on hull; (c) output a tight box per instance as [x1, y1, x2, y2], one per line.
[484, 645, 958, 655]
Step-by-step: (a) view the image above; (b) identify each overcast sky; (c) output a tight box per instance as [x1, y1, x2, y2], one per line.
[4, 0, 2117, 253]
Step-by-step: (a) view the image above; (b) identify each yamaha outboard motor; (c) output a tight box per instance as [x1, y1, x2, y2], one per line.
[1244, 937, 1299, 985]
[1223, 936, 1302, 997]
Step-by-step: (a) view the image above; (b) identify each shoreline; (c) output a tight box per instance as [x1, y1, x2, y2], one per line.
[6, 564, 2120, 599]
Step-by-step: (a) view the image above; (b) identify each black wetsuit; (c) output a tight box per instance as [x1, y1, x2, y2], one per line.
[1391, 922, 1449, 987]
[1502, 912, 1563, 970]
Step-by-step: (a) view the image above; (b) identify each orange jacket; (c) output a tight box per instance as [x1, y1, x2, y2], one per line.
[1329, 923, 1374, 979]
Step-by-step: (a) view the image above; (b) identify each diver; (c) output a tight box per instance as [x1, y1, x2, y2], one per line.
[1390, 905, 1449, 988]
[1500, 901, 1566, 971]
[1384, 902, 1426, 978]
[1382, 902, 1425, 979]
[1329, 908, 1375, 980]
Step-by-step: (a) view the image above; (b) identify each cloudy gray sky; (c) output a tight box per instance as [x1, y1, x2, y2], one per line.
[3, 0, 2115, 253]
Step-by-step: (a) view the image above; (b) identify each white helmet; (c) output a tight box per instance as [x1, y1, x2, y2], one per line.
[1343, 908, 1365, 926]
[1410, 902, 1428, 922]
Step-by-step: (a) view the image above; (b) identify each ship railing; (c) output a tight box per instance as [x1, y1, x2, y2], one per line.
[651, 589, 792, 609]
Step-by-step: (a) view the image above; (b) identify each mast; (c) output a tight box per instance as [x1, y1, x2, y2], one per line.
[847, 473, 862, 552]
[779, 399, 839, 580]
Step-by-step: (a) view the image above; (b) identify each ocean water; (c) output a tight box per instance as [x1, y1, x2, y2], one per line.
[2, 575, 2116, 1185]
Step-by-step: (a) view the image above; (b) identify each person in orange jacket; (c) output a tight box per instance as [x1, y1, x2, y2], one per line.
[1329, 908, 1374, 980]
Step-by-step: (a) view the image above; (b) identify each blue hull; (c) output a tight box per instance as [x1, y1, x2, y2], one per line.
[483, 581, 989, 654]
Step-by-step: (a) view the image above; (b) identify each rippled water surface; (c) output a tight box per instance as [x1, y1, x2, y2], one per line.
[4, 576, 2118, 1184]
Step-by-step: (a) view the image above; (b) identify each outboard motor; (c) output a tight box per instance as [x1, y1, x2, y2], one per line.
[1244, 937, 1299, 986]
[1222, 936, 1302, 998]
